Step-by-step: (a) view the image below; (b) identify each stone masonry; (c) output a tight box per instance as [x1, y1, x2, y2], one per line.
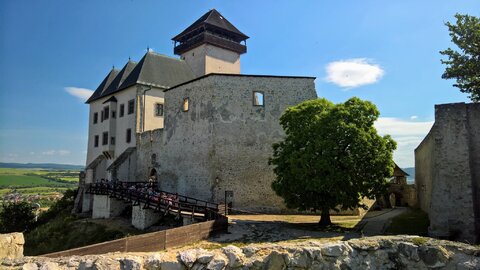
[136, 74, 317, 212]
[3, 236, 479, 269]
[415, 102, 480, 244]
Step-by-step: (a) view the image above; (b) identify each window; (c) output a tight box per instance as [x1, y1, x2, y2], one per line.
[94, 135, 99, 147]
[103, 106, 109, 120]
[110, 136, 115, 145]
[112, 111, 116, 118]
[119, 104, 124, 117]
[128, 99, 135, 114]
[126, 128, 132, 143]
[155, 103, 164, 117]
[93, 113, 98, 124]
[101, 111, 104, 122]
[183, 98, 189, 112]
[102, 132, 108, 145]
[253, 91, 264, 106]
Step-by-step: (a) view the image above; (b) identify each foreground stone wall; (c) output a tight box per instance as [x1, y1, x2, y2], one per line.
[0, 233, 24, 260]
[415, 102, 480, 244]
[2, 236, 479, 269]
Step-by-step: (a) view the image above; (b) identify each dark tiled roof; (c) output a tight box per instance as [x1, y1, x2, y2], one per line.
[86, 52, 194, 104]
[172, 9, 248, 42]
[85, 68, 119, 103]
[118, 52, 195, 90]
[102, 96, 118, 104]
[102, 60, 137, 97]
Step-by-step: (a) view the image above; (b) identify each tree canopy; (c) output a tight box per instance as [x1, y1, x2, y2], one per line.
[440, 13, 480, 102]
[270, 97, 396, 225]
[0, 201, 36, 233]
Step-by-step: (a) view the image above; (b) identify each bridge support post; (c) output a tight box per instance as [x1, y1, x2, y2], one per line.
[92, 195, 128, 219]
[132, 205, 161, 230]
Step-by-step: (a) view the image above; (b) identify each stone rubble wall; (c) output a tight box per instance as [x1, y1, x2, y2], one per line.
[0, 233, 24, 260]
[2, 236, 479, 269]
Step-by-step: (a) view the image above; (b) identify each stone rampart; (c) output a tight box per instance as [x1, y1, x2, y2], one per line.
[2, 236, 479, 269]
[0, 233, 24, 260]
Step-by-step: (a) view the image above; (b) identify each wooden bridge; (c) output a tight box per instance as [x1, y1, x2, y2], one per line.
[86, 181, 220, 221]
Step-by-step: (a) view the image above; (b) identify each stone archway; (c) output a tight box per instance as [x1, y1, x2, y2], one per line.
[149, 168, 157, 181]
[389, 192, 403, 207]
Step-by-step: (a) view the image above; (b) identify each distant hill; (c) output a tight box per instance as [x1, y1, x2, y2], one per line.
[0, 162, 84, 170]
[403, 167, 415, 183]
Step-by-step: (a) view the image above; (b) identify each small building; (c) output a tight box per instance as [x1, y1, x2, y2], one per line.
[415, 102, 480, 244]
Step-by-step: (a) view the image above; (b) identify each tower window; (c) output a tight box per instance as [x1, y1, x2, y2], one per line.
[155, 103, 164, 117]
[126, 128, 132, 143]
[119, 104, 125, 117]
[183, 98, 189, 112]
[253, 91, 264, 106]
[93, 113, 98, 124]
[102, 132, 108, 145]
[103, 106, 110, 120]
[128, 99, 135, 114]
[94, 135, 99, 147]
[112, 111, 116, 118]
[111, 136, 115, 145]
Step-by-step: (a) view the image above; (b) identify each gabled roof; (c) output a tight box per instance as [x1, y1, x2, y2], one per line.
[86, 52, 195, 104]
[118, 51, 195, 90]
[394, 163, 409, 176]
[102, 60, 137, 97]
[85, 68, 119, 103]
[172, 9, 248, 42]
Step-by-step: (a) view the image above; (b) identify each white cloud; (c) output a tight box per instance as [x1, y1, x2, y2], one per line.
[42, 150, 71, 156]
[325, 58, 384, 88]
[375, 117, 434, 167]
[65, 87, 94, 102]
[410, 115, 418, 120]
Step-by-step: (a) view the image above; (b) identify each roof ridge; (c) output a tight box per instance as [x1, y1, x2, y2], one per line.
[146, 51, 183, 62]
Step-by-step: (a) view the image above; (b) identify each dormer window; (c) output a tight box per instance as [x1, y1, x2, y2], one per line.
[183, 98, 189, 112]
[253, 91, 264, 106]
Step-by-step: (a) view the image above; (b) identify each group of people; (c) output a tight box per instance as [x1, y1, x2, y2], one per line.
[93, 178, 179, 207]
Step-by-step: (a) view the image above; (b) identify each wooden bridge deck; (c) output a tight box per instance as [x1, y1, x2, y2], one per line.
[86, 182, 220, 221]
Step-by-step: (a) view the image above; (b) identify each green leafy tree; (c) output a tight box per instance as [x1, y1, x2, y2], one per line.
[0, 202, 36, 233]
[440, 13, 480, 102]
[270, 97, 396, 225]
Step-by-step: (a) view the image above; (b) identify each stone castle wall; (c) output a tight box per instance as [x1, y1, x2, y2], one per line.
[4, 236, 479, 269]
[415, 102, 480, 244]
[136, 74, 317, 212]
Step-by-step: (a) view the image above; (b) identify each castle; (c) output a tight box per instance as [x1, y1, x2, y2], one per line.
[76, 9, 317, 218]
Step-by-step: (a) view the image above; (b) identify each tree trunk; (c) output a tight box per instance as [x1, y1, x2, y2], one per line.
[319, 209, 332, 226]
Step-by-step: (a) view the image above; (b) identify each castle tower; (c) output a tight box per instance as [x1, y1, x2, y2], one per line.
[172, 9, 249, 77]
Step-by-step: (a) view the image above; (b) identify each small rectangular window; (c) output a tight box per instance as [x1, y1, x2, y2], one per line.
[128, 99, 135, 114]
[155, 103, 164, 117]
[112, 111, 116, 118]
[101, 111, 104, 122]
[126, 128, 132, 143]
[111, 136, 115, 145]
[119, 104, 124, 117]
[102, 132, 108, 145]
[183, 98, 189, 112]
[93, 113, 98, 124]
[94, 135, 99, 147]
[104, 106, 109, 120]
[253, 91, 264, 106]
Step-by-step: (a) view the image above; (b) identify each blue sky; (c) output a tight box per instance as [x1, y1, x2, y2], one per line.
[0, 1, 478, 167]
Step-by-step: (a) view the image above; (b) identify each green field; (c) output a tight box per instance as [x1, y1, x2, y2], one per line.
[0, 168, 78, 196]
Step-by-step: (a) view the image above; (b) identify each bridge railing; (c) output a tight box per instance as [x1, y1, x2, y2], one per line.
[86, 181, 220, 220]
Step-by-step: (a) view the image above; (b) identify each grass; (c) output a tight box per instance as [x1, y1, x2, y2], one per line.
[385, 209, 430, 236]
[0, 168, 78, 189]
